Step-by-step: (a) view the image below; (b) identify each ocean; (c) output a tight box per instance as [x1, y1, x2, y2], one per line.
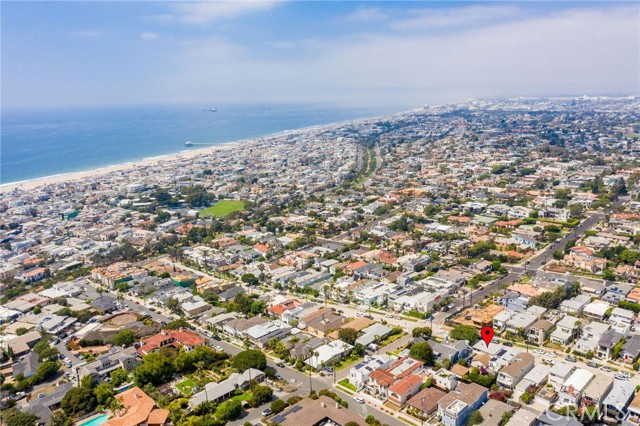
[1, 103, 402, 185]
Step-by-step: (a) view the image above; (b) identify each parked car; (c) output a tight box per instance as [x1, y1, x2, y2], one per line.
[565, 356, 577, 362]
[503, 342, 513, 347]
[546, 352, 557, 358]
[261, 409, 272, 416]
[214, 345, 224, 352]
[276, 362, 285, 368]
[587, 362, 599, 368]
[354, 397, 365, 404]
[601, 366, 612, 372]
[533, 349, 545, 355]
[275, 374, 284, 381]
[614, 373, 629, 380]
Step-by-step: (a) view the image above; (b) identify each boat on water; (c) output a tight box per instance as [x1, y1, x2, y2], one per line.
[202, 107, 217, 112]
[185, 140, 193, 146]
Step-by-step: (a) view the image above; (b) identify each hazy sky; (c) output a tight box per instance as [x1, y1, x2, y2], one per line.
[2, 1, 639, 110]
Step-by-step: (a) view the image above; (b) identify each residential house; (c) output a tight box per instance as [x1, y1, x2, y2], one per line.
[136, 329, 205, 356]
[406, 387, 447, 417]
[557, 369, 594, 407]
[303, 307, 347, 337]
[365, 356, 424, 401]
[437, 382, 488, 426]
[106, 387, 170, 426]
[74, 346, 140, 385]
[497, 353, 534, 390]
[622, 335, 640, 364]
[305, 340, 353, 369]
[536, 410, 582, 426]
[559, 294, 591, 314]
[597, 329, 624, 360]
[433, 369, 459, 391]
[550, 315, 581, 345]
[548, 362, 575, 391]
[575, 322, 611, 354]
[514, 364, 548, 399]
[623, 392, 640, 426]
[189, 369, 265, 408]
[245, 320, 291, 349]
[581, 374, 613, 412]
[388, 374, 423, 406]
[348, 354, 394, 388]
[602, 380, 636, 422]
[527, 319, 554, 345]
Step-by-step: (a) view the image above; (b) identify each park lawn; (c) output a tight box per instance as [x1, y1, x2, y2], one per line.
[176, 378, 196, 396]
[200, 200, 245, 218]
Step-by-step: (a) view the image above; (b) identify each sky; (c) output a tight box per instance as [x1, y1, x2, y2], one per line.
[2, 1, 639, 110]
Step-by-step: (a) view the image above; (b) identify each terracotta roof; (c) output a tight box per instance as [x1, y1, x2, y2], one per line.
[267, 299, 303, 316]
[389, 374, 422, 395]
[146, 409, 169, 425]
[346, 260, 368, 271]
[369, 369, 395, 387]
[107, 387, 165, 426]
[137, 329, 204, 356]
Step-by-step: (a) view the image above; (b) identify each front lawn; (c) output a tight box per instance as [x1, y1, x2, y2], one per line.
[338, 378, 357, 392]
[231, 392, 252, 403]
[200, 200, 245, 218]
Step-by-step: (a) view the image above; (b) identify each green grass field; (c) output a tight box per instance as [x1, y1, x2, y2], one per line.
[176, 378, 196, 396]
[200, 200, 245, 218]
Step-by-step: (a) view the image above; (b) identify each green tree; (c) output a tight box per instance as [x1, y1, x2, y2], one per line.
[249, 385, 273, 408]
[409, 342, 435, 365]
[15, 328, 29, 336]
[113, 330, 135, 348]
[215, 400, 243, 421]
[412, 327, 432, 338]
[4, 411, 39, 426]
[338, 328, 358, 345]
[270, 399, 288, 414]
[163, 318, 190, 330]
[61, 387, 98, 416]
[110, 368, 129, 387]
[241, 273, 259, 286]
[449, 325, 480, 345]
[50, 412, 72, 426]
[134, 352, 175, 387]
[467, 410, 483, 426]
[232, 350, 267, 372]
[95, 382, 115, 406]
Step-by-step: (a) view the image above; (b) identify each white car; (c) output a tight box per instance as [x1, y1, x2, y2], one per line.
[614, 373, 629, 380]
[354, 397, 365, 404]
[261, 409, 272, 416]
[601, 366, 612, 372]
[214, 345, 224, 351]
[533, 349, 544, 355]
[546, 352, 557, 358]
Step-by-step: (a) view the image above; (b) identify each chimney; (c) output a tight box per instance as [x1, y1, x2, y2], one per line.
[321, 402, 326, 408]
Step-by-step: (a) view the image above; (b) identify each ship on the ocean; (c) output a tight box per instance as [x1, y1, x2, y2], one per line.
[185, 140, 193, 146]
[203, 107, 217, 112]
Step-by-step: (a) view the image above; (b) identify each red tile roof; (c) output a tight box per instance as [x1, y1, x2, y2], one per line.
[137, 329, 204, 356]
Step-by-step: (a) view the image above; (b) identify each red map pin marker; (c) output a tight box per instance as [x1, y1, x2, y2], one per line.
[481, 326, 495, 347]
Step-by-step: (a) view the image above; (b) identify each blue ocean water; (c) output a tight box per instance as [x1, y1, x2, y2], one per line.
[1, 103, 401, 184]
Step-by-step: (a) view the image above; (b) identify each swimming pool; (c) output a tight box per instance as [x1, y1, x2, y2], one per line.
[78, 414, 109, 426]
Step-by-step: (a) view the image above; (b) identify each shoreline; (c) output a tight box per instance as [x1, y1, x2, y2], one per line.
[0, 106, 416, 194]
[0, 140, 243, 193]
